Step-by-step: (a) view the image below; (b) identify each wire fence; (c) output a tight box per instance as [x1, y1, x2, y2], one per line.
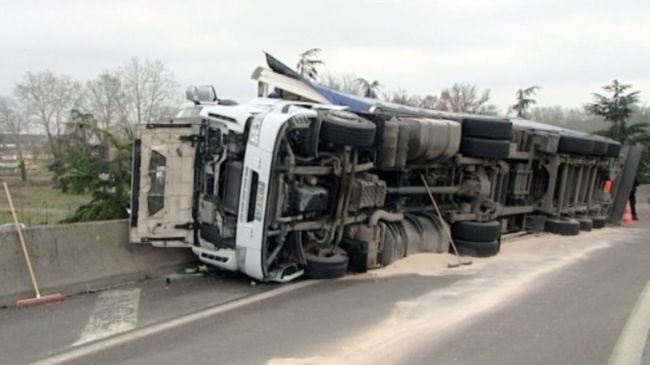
[0, 202, 85, 226]
[1, 174, 90, 226]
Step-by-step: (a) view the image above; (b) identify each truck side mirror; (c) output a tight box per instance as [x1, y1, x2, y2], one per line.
[197, 85, 218, 103]
[186, 85, 200, 104]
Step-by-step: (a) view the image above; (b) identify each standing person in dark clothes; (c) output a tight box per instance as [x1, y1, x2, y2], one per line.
[629, 177, 639, 220]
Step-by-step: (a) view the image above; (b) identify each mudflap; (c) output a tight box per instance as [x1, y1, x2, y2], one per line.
[340, 238, 370, 273]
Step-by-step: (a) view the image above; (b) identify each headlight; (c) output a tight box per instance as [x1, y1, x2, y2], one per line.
[236, 246, 247, 269]
[248, 117, 262, 146]
[254, 181, 266, 221]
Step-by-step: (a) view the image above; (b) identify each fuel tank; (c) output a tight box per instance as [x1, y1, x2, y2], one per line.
[403, 117, 461, 162]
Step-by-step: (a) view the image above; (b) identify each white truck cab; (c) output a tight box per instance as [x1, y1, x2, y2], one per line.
[131, 87, 337, 281]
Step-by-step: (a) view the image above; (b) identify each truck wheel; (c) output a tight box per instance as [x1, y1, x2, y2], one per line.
[304, 246, 349, 279]
[451, 221, 501, 242]
[545, 217, 580, 236]
[460, 137, 510, 160]
[557, 135, 594, 155]
[453, 238, 500, 257]
[576, 217, 593, 231]
[320, 111, 376, 147]
[460, 117, 513, 140]
[591, 216, 608, 229]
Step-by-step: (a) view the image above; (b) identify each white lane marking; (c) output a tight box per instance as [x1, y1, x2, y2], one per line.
[32, 280, 318, 365]
[608, 279, 650, 365]
[74, 289, 141, 346]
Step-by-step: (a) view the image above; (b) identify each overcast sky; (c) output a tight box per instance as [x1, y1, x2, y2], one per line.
[1, 0, 649, 112]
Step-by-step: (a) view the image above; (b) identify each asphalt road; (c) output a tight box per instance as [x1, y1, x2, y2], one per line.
[24, 219, 649, 365]
[0, 270, 270, 365]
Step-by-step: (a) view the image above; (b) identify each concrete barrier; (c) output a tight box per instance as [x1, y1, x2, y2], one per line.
[0, 219, 197, 307]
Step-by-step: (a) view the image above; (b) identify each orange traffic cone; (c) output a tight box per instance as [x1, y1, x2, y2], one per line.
[622, 202, 634, 225]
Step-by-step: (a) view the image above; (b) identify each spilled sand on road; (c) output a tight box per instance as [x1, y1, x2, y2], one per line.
[269, 226, 636, 365]
[350, 252, 458, 278]
[347, 226, 628, 280]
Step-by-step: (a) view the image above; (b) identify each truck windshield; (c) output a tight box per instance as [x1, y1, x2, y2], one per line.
[148, 151, 166, 216]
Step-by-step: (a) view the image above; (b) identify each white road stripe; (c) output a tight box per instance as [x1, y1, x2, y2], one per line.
[32, 280, 318, 365]
[74, 289, 141, 346]
[608, 279, 650, 365]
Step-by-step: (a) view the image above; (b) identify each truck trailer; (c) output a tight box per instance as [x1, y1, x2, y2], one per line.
[129, 54, 634, 282]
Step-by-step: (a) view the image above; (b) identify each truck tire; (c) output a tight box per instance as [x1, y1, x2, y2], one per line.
[460, 137, 510, 159]
[304, 247, 349, 279]
[460, 117, 513, 140]
[451, 221, 501, 242]
[320, 111, 376, 147]
[545, 217, 580, 236]
[557, 135, 594, 155]
[453, 238, 500, 257]
[576, 217, 593, 231]
[591, 216, 608, 229]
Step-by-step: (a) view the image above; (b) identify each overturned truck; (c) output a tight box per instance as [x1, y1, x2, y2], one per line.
[129, 54, 637, 282]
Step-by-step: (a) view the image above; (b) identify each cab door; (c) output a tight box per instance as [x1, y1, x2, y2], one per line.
[130, 119, 200, 247]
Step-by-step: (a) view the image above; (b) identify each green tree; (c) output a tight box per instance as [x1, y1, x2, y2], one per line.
[59, 124, 133, 222]
[511, 86, 540, 118]
[585, 80, 648, 144]
[586, 80, 650, 183]
[356, 78, 382, 98]
[296, 48, 324, 80]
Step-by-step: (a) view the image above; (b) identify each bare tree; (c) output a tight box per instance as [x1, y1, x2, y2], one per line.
[530, 105, 608, 133]
[296, 48, 324, 80]
[14, 71, 83, 157]
[0, 95, 30, 180]
[120, 58, 179, 125]
[386, 89, 410, 105]
[86, 72, 128, 132]
[511, 86, 540, 118]
[320, 72, 363, 95]
[436, 83, 498, 115]
[419, 95, 439, 109]
[385, 89, 427, 107]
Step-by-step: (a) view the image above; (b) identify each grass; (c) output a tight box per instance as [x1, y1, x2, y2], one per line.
[1, 169, 91, 226]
